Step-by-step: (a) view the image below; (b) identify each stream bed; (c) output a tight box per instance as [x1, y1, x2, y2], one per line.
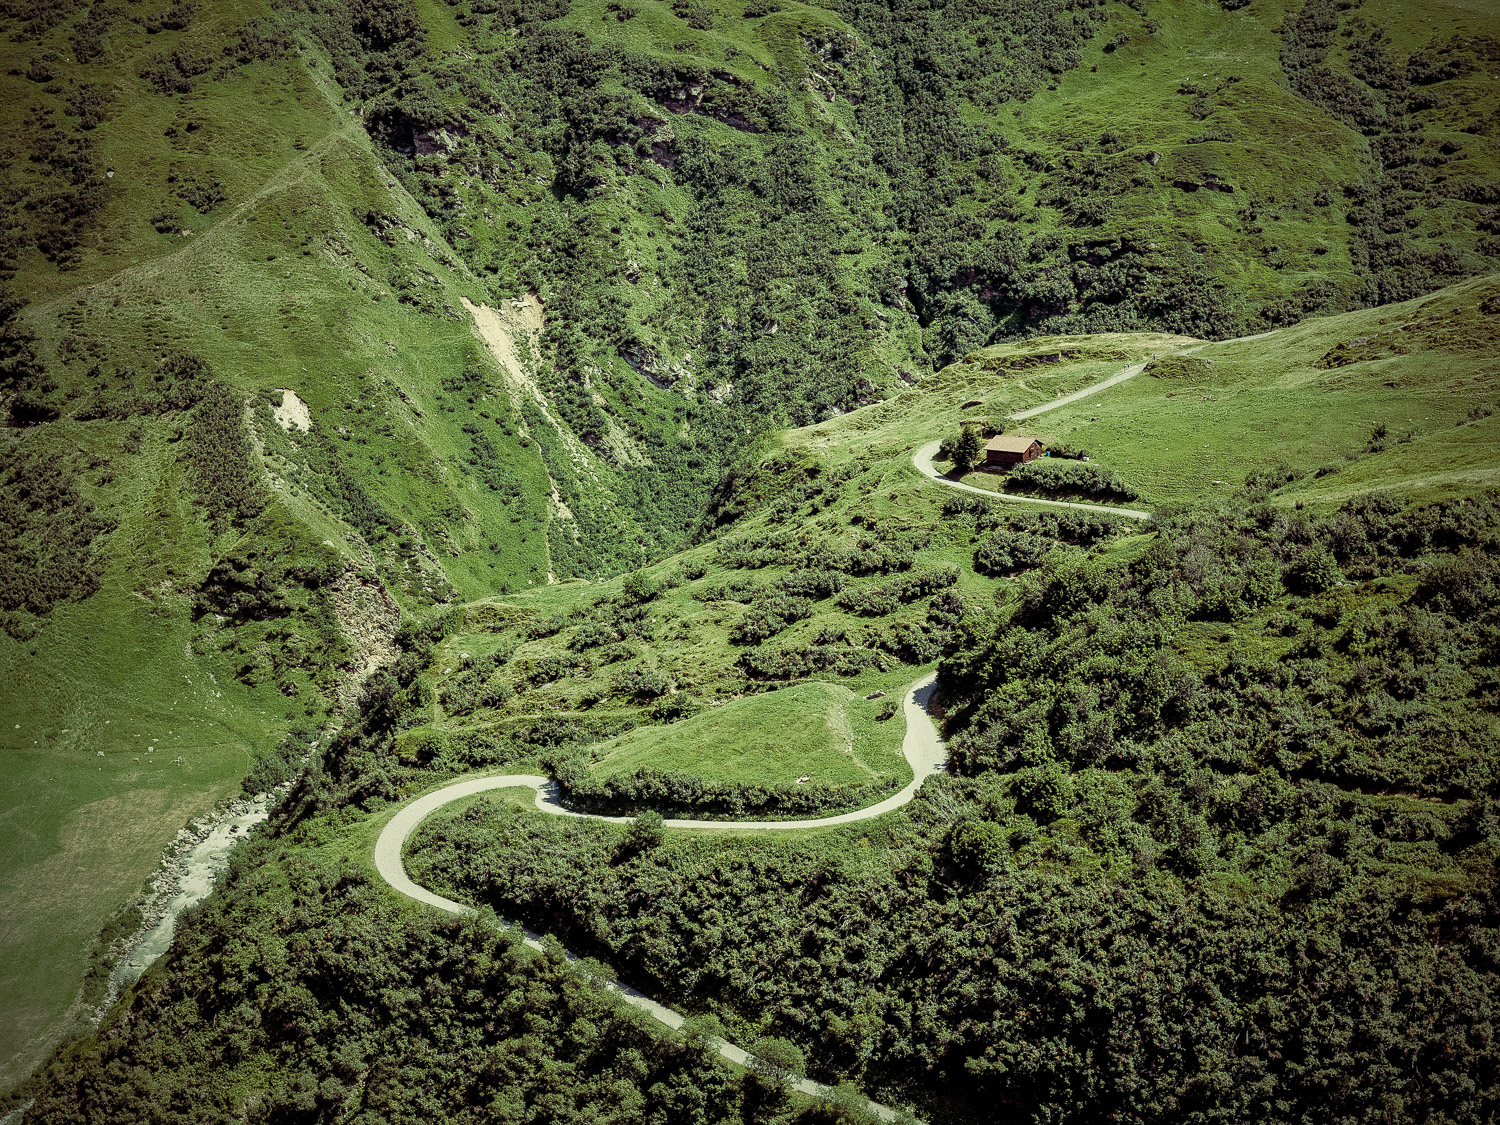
[112, 797, 270, 987]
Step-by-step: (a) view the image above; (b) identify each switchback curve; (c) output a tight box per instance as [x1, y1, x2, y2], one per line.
[373, 672, 942, 1123]
[912, 328, 1284, 518]
[912, 440, 1152, 520]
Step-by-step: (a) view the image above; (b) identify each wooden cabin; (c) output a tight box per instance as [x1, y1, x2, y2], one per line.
[985, 435, 1044, 466]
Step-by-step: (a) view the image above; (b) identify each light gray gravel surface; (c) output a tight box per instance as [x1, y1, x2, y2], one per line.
[373, 673, 943, 1123]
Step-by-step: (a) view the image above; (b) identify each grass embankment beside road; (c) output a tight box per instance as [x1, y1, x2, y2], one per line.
[781, 274, 1500, 511]
[588, 681, 905, 791]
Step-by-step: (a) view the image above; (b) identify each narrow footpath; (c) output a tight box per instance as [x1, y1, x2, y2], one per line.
[373, 673, 942, 1123]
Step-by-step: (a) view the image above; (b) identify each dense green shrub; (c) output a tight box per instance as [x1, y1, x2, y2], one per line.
[972, 529, 1054, 575]
[183, 379, 268, 533]
[0, 447, 113, 628]
[1004, 458, 1140, 502]
[729, 592, 814, 644]
[554, 758, 895, 820]
[19, 845, 819, 1125]
[834, 566, 958, 617]
[393, 492, 1500, 1125]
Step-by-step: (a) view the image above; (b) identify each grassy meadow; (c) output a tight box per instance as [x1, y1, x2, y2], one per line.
[1026, 274, 1500, 507]
[777, 274, 1500, 513]
[588, 681, 903, 790]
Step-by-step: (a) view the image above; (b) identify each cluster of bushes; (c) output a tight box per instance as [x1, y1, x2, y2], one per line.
[510, 651, 589, 691]
[1004, 458, 1140, 503]
[281, 0, 429, 99]
[0, 446, 113, 634]
[726, 567, 850, 643]
[10, 105, 108, 268]
[243, 723, 318, 793]
[729, 592, 815, 645]
[610, 662, 672, 699]
[694, 573, 759, 603]
[740, 635, 897, 680]
[552, 760, 895, 820]
[193, 547, 334, 625]
[765, 463, 864, 524]
[438, 653, 515, 715]
[461, 421, 526, 505]
[772, 567, 846, 599]
[972, 530, 1056, 575]
[190, 514, 350, 693]
[714, 528, 918, 576]
[140, 45, 217, 94]
[568, 619, 621, 650]
[1040, 442, 1089, 460]
[863, 611, 950, 665]
[296, 423, 395, 544]
[943, 494, 1126, 546]
[834, 565, 958, 617]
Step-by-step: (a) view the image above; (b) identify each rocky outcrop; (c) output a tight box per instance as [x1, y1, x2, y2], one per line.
[329, 568, 402, 705]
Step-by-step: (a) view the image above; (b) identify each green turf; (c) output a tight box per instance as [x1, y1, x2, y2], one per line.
[1027, 274, 1500, 506]
[765, 274, 1500, 511]
[587, 681, 901, 789]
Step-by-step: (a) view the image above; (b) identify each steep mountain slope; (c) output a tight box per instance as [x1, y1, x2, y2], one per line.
[10, 285, 1500, 1123]
[2, 0, 1500, 1101]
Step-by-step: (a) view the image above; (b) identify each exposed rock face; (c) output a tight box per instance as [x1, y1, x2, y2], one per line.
[272, 388, 311, 432]
[329, 569, 402, 704]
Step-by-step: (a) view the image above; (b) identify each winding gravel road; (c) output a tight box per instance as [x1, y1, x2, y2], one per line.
[913, 330, 1277, 519]
[912, 440, 1153, 520]
[374, 672, 941, 1122]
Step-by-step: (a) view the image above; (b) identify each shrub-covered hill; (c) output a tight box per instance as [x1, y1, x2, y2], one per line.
[3, 0, 1500, 1104]
[15, 480, 1500, 1123]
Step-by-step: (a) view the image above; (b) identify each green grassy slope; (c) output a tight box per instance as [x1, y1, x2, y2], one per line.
[1018, 273, 1500, 506]
[1, 0, 1499, 1096]
[589, 681, 894, 789]
[776, 273, 1499, 511]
